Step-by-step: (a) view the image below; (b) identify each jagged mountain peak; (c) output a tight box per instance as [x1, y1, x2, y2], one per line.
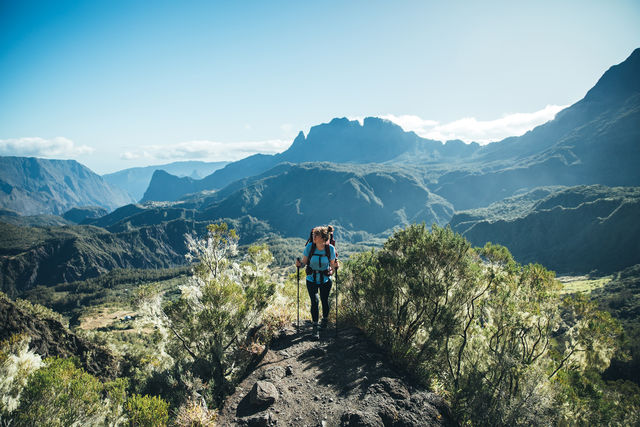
[583, 47, 640, 103]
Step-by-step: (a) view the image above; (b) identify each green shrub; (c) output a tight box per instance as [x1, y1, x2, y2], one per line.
[175, 397, 217, 426]
[343, 223, 624, 425]
[14, 357, 104, 426]
[125, 394, 169, 426]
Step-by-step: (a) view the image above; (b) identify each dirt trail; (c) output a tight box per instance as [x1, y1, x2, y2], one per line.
[217, 323, 452, 426]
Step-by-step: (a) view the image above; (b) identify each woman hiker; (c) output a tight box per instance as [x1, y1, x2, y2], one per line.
[295, 225, 339, 339]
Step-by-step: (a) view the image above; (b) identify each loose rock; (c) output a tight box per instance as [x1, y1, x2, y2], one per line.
[378, 377, 410, 400]
[246, 412, 272, 427]
[341, 410, 384, 427]
[263, 366, 286, 381]
[250, 381, 279, 407]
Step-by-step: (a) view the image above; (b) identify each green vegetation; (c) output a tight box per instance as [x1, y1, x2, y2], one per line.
[558, 276, 611, 294]
[125, 394, 169, 427]
[20, 267, 190, 325]
[450, 185, 640, 274]
[342, 224, 637, 425]
[3, 223, 639, 425]
[13, 357, 128, 426]
[590, 264, 640, 385]
[1, 223, 277, 425]
[0, 334, 43, 416]
[135, 223, 276, 406]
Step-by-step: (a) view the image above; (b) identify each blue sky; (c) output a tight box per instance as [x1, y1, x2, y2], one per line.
[1, 0, 639, 174]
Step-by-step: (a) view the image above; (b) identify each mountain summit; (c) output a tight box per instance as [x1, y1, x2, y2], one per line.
[435, 48, 640, 209]
[142, 117, 479, 202]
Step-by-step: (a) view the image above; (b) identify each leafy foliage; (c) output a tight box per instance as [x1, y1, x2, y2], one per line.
[343, 223, 626, 425]
[136, 223, 276, 406]
[13, 357, 126, 426]
[125, 394, 169, 427]
[591, 264, 640, 384]
[174, 397, 218, 427]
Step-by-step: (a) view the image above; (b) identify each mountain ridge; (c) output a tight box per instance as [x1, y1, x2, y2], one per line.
[0, 156, 134, 215]
[450, 185, 640, 274]
[141, 117, 481, 202]
[103, 160, 229, 201]
[144, 45, 639, 208]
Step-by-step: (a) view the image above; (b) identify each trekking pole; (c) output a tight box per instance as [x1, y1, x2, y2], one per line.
[296, 257, 301, 333]
[335, 268, 339, 338]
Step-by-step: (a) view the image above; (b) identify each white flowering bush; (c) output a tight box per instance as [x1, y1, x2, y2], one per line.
[137, 223, 276, 406]
[0, 334, 43, 415]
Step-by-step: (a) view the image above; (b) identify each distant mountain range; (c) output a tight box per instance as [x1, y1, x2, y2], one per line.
[0, 220, 190, 294]
[103, 160, 229, 201]
[435, 48, 640, 210]
[141, 118, 479, 202]
[0, 157, 134, 215]
[143, 48, 640, 211]
[1, 48, 639, 289]
[94, 162, 453, 238]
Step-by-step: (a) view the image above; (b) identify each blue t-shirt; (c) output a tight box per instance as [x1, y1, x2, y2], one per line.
[303, 242, 336, 284]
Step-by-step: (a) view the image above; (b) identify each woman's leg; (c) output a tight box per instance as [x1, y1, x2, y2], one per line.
[319, 279, 333, 322]
[306, 280, 320, 323]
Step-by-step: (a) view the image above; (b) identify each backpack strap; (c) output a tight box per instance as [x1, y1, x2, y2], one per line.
[307, 243, 334, 283]
[306, 244, 315, 280]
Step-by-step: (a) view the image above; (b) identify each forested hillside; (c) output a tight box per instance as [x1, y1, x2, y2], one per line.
[451, 185, 640, 274]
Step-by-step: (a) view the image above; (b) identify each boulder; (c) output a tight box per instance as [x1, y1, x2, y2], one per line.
[249, 381, 279, 407]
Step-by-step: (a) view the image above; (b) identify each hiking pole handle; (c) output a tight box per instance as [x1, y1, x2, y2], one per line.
[296, 257, 301, 332]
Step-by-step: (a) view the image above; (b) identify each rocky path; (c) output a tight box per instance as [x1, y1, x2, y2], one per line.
[216, 323, 452, 426]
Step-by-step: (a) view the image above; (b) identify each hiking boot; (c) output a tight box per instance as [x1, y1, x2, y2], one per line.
[320, 318, 329, 329]
[312, 323, 320, 340]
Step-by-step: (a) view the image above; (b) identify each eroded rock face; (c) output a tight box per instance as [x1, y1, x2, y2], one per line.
[0, 296, 121, 379]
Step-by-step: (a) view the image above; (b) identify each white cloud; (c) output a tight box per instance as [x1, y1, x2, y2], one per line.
[120, 139, 291, 162]
[0, 137, 94, 158]
[381, 104, 567, 144]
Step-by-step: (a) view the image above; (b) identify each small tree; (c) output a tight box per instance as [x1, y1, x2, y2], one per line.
[138, 223, 276, 405]
[344, 224, 479, 377]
